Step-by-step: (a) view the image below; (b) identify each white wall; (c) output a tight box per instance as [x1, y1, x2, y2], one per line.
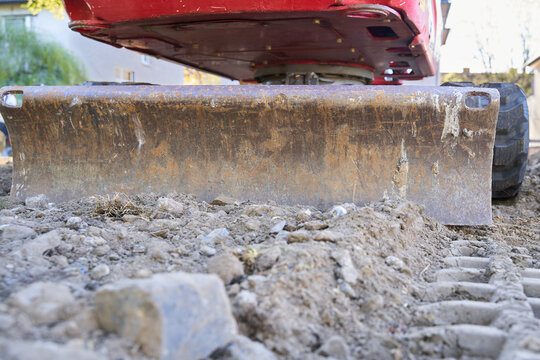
[32, 11, 186, 85]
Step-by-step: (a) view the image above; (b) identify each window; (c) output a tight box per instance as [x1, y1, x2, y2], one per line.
[114, 67, 135, 82]
[2, 16, 34, 31]
[141, 55, 151, 66]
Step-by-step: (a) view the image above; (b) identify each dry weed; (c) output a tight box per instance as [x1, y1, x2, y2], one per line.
[92, 193, 145, 218]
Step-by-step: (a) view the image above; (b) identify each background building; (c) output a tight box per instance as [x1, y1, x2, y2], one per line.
[0, 0, 187, 84]
[527, 56, 540, 150]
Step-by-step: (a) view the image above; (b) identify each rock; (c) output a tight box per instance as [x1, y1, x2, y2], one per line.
[339, 283, 357, 298]
[2, 224, 36, 241]
[207, 253, 244, 284]
[148, 240, 170, 263]
[269, 220, 286, 234]
[303, 220, 329, 230]
[385, 256, 410, 274]
[94, 272, 237, 360]
[122, 214, 140, 223]
[314, 230, 343, 242]
[156, 197, 184, 215]
[66, 217, 86, 230]
[201, 245, 217, 257]
[295, 209, 312, 222]
[256, 247, 281, 271]
[213, 335, 277, 360]
[72, 308, 99, 332]
[286, 230, 310, 243]
[330, 205, 347, 218]
[331, 250, 358, 285]
[49, 320, 80, 337]
[275, 230, 290, 243]
[135, 268, 153, 278]
[247, 275, 266, 287]
[50, 255, 69, 267]
[24, 194, 48, 209]
[0, 339, 104, 360]
[90, 264, 110, 280]
[211, 195, 239, 206]
[8, 282, 75, 325]
[317, 335, 349, 360]
[204, 228, 230, 243]
[93, 244, 111, 257]
[233, 290, 257, 317]
[11, 230, 62, 263]
[83, 236, 107, 247]
[244, 219, 260, 231]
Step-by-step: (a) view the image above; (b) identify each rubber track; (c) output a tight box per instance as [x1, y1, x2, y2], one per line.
[402, 238, 540, 359]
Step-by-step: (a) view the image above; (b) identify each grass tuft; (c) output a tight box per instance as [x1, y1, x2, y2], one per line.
[92, 193, 145, 218]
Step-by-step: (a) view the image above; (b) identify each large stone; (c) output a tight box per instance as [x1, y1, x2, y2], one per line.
[207, 253, 244, 284]
[8, 282, 76, 325]
[0, 339, 104, 360]
[2, 224, 36, 241]
[94, 272, 237, 360]
[11, 230, 62, 263]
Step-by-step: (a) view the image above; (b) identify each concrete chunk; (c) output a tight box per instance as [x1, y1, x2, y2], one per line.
[0, 339, 104, 360]
[8, 282, 75, 326]
[94, 272, 237, 360]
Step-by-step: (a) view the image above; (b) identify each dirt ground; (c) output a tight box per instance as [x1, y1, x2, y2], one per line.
[0, 152, 538, 360]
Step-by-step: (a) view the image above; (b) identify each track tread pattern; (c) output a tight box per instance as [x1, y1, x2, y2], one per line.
[404, 239, 540, 359]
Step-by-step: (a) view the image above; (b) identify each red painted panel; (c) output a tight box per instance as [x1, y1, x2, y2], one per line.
[64, 0, 437, 81]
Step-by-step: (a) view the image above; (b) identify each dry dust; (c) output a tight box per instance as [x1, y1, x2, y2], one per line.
[0, 152, 538, 359]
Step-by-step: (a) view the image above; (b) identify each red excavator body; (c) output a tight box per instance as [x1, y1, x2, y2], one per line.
[64, 0, 442, 83]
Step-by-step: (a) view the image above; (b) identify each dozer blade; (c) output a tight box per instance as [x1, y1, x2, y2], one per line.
[0, 85, 498, 225]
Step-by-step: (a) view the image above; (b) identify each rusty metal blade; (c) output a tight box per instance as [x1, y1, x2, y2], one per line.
[0, 85, 498, 225]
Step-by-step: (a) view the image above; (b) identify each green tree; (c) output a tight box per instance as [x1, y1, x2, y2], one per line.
[23, 0, 64, 18]
[0, 27, 87, 86]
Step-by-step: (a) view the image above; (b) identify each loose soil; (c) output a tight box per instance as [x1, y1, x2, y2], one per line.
[0, 152, 538, 359]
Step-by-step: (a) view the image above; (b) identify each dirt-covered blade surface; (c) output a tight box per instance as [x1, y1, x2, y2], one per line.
[0, 85, 498, 225]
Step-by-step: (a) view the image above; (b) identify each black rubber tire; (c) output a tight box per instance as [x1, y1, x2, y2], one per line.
[480, 83, 529, 198]
[441, 81, 476, 87]
[441, 81, 529, 198]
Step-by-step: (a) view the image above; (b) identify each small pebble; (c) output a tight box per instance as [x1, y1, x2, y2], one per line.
[286, 230, 310, 243]
[66, 217, 86, 230]
[330, 205, 347, 217]
[90, 264, 110, 280]
[135, 268, 153, 278]
[269, 220, 286, 234]
[200, 245, 217, 257]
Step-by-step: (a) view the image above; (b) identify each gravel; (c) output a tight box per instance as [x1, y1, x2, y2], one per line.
[0, 152, 538, 359]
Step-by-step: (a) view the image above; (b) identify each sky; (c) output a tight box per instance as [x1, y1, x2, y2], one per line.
[439, 0, 540, 73]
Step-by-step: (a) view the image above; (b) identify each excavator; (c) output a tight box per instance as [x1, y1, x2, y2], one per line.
[0, 0, 529, 225]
